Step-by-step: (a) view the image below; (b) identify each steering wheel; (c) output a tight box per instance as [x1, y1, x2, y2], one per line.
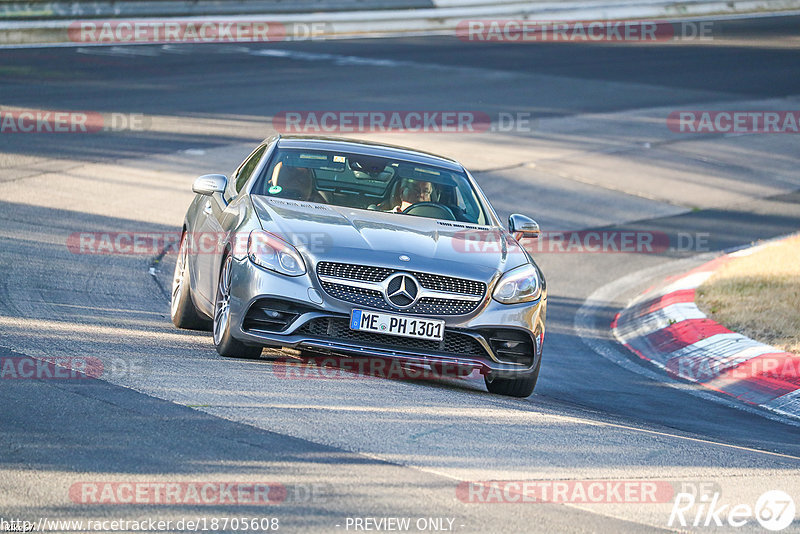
[402, 202, 457, 221]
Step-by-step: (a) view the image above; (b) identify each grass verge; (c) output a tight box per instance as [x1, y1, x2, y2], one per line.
[696, 234, 800, 355]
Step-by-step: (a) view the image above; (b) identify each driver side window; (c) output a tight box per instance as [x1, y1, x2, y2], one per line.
[230, 145, 267, 199]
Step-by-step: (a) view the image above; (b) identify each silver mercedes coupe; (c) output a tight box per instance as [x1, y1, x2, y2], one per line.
[171, 135, 546, 397]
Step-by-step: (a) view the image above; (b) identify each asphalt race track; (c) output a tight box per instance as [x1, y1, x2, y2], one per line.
[1, 14, 800, 533]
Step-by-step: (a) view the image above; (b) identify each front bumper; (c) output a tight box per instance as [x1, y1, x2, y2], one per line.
[227, 257, 546, 375]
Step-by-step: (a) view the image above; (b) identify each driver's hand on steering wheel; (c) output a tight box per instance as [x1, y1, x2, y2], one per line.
[393, 201, 413, 212]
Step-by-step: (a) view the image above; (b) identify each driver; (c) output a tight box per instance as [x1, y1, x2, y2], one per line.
[390, 179, 433, 212]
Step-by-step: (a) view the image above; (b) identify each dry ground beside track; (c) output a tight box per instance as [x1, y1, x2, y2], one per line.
[696, 234, 800, 355]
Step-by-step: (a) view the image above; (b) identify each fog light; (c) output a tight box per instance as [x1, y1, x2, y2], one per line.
[308, 288, 323, 304]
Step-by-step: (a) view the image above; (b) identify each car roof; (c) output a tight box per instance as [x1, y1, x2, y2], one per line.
[269, 135, 464, 173]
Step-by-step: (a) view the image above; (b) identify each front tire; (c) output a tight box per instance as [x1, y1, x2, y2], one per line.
[213, 254, 262, 359]
[484, 358, 540, 398]
[171, 232, 210, 330]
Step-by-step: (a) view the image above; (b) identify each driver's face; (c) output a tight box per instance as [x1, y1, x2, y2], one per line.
[403, 181, 433, 203]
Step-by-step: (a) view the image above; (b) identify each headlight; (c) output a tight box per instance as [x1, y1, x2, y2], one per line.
[247, 230, 306, 276]
[493, 264, 541, 304]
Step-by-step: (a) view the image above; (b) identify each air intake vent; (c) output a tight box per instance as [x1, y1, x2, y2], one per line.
[242, 299, 317, 333]
[482, 329, 535, 366]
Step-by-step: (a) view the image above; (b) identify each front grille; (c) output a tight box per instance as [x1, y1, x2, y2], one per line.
[317, 262, 393, 282]
[296, 317, 487, 357]
[319, 283, 386, 310]
[316, 261, 486, 316]
[413, 271, 483, 296]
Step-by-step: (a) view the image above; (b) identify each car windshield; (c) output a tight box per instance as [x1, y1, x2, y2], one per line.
[252, 147, 490, 225]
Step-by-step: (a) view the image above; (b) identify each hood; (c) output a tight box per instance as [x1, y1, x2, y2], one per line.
[251, 195, 529, 281]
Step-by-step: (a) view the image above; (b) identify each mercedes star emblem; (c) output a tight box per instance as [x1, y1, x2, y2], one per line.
[384, 273, 420, 308]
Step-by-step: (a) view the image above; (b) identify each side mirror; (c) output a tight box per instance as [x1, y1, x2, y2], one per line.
[192, 174, 227, 196]
[508, 214, 540, 239]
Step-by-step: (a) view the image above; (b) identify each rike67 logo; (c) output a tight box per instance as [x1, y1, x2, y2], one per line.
[669, 489, 795, 531]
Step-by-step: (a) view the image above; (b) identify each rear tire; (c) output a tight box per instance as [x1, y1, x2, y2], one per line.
[213, 254, 263, 359]
[171, 232, 210, 330]
[484, 358, 540, 398]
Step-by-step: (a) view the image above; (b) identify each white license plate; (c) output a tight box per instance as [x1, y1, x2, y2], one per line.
[349, 309, 444, 342]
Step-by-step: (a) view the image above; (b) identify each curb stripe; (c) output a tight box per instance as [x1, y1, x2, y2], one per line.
[615, 303, 707, 342]
[704, 353, 800, 404]
[634, 288, 696, 317]
[766, 388, 800, 416]
[665, 338, 777, 381]
[612, 247, 799, 421]
[643, 319, 730, 354]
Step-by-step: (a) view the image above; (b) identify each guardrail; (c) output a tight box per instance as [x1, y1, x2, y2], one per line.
[0, 0, 434, 20]
[1, 0, 799, 46]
